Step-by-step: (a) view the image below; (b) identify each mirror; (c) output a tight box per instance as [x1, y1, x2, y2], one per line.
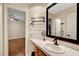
[46, 3, 79, 44]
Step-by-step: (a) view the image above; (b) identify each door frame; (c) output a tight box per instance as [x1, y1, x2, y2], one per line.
[3, 4, 30, 56]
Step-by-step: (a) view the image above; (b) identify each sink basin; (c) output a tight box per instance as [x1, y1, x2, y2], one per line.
[44, 43, 65, 54]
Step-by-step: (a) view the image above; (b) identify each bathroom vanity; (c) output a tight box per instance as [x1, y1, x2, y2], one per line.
[30, 39, 79, 56]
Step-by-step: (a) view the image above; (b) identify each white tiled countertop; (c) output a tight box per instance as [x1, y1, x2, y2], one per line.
[30, 38, 79, 56]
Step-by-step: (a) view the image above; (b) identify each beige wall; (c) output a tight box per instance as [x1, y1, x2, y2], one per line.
[0, 4, 3, 56]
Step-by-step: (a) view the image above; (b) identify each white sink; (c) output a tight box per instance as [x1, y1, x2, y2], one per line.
[44, 43, 65, 54]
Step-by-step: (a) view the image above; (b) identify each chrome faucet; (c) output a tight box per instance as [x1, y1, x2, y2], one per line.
[53, 37, 59, 45]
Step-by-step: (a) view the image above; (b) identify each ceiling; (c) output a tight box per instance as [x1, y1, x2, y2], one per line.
[28, 3, 48, 7]
[6, 3, 48, 8]
[8, 8, 26, 22]
[49, 3, 76, 14]
[7, 3, 48, 22]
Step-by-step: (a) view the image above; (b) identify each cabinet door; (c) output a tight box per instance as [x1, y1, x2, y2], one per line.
[66, 12, 77, 40]
[38, 50, 46, 56]
[35, 47, 46, 56]
[35, 47, 39, 56]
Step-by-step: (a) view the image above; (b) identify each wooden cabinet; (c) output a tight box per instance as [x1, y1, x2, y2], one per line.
[35, 47, 46, 56]
[38, 50, 46, 56]
[35, 47, 39, 56]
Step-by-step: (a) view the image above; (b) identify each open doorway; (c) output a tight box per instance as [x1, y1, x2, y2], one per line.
[8, 8, 26, 56]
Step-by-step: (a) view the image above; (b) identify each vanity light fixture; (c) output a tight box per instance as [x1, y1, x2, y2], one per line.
[9, 18, 14, 21]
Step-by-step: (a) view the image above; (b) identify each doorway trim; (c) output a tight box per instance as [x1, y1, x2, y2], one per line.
[3, 4, 29, 56]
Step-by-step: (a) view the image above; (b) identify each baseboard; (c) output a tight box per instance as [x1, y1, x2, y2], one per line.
[9, 38, 25, 40]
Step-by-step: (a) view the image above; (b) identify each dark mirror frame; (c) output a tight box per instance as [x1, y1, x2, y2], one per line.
[46, 3, 79, 45]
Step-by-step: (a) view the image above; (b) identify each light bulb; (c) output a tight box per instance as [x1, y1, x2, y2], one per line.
[10, 18, 14, 21]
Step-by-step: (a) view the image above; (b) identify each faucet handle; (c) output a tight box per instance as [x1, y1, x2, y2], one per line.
[53, 37, 59, 45]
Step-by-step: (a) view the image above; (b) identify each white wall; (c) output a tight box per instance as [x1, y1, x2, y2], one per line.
[8, 20, 25, 39]
[28, 5, 46, 56]
[0, 4, 3, 56]
[30, 5, 46, 39]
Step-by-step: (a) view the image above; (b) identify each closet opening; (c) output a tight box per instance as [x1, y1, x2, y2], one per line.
[8, 8, 26, 56]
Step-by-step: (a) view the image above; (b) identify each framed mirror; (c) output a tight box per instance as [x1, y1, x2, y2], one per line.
[46, 3, 79, 44]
